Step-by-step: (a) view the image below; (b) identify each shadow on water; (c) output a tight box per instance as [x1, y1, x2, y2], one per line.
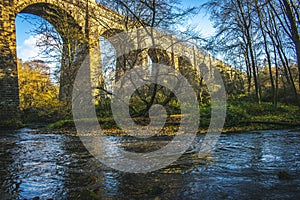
[1, 128, 300, 199]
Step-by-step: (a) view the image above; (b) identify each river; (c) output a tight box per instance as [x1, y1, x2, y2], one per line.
[1, 128, 300, 199]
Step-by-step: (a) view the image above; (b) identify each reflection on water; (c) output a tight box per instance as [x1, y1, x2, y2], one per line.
[1, 128, 300, 199]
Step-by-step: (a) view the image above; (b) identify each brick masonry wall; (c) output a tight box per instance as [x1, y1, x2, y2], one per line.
[0, 2, 21, 128]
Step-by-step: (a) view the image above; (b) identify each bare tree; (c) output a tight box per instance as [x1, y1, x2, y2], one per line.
[20, 0, 200, 117]
[269, 0, 300, 89]
[203, 0, 299, 104]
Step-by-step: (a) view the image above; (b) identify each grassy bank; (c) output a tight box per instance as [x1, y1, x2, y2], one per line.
[223, 100, 300, 132]
[43, 100, 300, 135]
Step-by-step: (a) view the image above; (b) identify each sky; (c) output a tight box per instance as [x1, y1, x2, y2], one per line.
[16, 15, 46, 62]
[15, 0, 214, 64]
[180, 0, 215, 37]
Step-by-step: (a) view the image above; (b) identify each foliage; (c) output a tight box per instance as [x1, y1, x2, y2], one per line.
[18, 59, 65, 123]
[47, 97, 300, 134]
[15, 0, 300, 132]
[45, 119, 74, 130]
[95, 97, 113, 118]
[226, 98, 300, 128]
[199, 103, 211, 128]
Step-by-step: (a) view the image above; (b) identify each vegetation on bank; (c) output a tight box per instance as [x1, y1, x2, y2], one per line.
[10, 0, 299, 134]
[15, 59, 300, 134]
[16, 59, 300, 134]
[17, 59, 68, 124]
[43, 99, 300, 135]
[223, 99, 300, 132]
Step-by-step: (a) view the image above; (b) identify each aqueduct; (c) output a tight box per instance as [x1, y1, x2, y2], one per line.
[0, 0, 132, 126]
[0, 0, 239, 127]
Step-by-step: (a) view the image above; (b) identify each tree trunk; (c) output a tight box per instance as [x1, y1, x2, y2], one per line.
[282, 0, 300, 91]
[255, 1, 275, 103]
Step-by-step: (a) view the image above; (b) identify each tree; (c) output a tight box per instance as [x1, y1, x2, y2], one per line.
[203, 0, 299, 105]
[96, 0, 198, 30]
[18, 2, 90, 117]
[94, 0, 200, 116]
[269, 0, 300, 89]
[203, 0, 262, 103]
[17, 59, 63, 122]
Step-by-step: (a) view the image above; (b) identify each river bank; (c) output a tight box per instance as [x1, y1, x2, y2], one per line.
[30, 100, 299, 136]
[2, 100, 299, 135]
[25, 118, 300, 137]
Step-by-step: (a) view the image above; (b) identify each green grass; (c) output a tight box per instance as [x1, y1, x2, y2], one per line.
[223, 100, 300, 132]
[45, 119, 74, 130]
[45, 100, 300, 134]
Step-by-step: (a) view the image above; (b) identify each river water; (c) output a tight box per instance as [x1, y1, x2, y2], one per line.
[0, 128, 300, 199]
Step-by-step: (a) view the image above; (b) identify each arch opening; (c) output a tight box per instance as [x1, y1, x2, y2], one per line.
[18, 3, 87, 101]
[14, 2, 87, 123]
[99, 35, 117, 95]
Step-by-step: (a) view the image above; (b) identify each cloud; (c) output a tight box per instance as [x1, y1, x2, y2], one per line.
[17, 34, 44, 61]
[17, 34, 60, 80]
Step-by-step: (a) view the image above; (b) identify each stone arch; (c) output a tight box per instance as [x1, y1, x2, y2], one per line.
[15, 0, 88, 23]
[101, 29, 148, 81]
[98, 35, 117, 94]
[0, 0, 92, 126]
[17, 2, 88, 103]
[19, 3, 84, 37]
[101, 29, 124, 39]
[0, 0, 149, 126]
[178, 56, 193, 70]
[178, 55, 201, 95]
[148, 48, 172, 66]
